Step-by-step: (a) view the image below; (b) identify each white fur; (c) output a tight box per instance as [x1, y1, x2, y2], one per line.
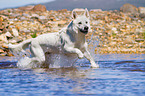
[9, 8, 99, 68]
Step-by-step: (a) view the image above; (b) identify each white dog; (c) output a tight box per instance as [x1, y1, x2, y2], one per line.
[9, 8, 99, 68]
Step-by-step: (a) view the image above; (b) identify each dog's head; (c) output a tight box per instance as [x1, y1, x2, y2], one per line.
[72, 8, 90, 34]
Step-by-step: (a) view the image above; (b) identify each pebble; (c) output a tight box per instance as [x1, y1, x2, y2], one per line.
[0, 49, 4, 53]
[0, 4, 145, 56]
[0, 52, 7, 56]
[5, 32, 12, 37]
[12, 28, 19, 36]
[135, 39, 144, 42]
[0, 34, 8, 43]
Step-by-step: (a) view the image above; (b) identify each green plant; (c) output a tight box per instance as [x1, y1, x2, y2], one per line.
[8, 10, 11, 13]
[143, 32, 145, 40]
[31, 32, 37, 38]
[112, 32, 116, 37]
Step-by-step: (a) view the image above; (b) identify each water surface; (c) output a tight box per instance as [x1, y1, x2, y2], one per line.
[0, 54, 145, 96]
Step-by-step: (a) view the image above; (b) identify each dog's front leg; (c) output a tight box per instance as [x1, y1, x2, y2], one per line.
[84, 50, 99, 68]
[64, 45, 84, 59]
[83, 43, 99, 68]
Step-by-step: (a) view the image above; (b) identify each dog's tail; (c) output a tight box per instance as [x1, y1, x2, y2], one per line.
[8, 39, 32, 55]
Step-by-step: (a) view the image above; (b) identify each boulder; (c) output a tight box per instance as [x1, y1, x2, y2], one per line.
[138, 7, 145, 18]
[138, 7, 145, 14]
[18, 6, 34, 11]
[32, 4, 46, 12]
[139, 13, 145, 18]
[120, 3, 138, 13]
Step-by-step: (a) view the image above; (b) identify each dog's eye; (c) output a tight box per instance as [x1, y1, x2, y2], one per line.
[86, 21, 88, 24]
[78, 22, 82, 24]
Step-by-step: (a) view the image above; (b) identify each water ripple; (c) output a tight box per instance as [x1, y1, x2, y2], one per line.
[0, 54, 145, 95]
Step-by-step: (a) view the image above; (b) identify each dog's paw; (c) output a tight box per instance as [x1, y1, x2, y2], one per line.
[78, 54, 84, 59]
[91, 64, 99, 68]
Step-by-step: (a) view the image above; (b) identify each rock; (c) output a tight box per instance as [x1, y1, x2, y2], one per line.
[90, 9, 102, 12]
[0, 34, 8, 43]
[125, 44, 133, 48]
[18, 6, 34, 11]
[12, 28, 19, 36]
[109, 42, 116, 46]
[120, 3, 138, 13]
[57, 20, 67, 27]
[0, 16, 3, 23]
[0, 52, 7, 56]
[135, 39, 144, 42]
[22, 13, 30, 17]
[138, 7, 145, 14]
[8, 37, 23, 44]
[20, 16, 26, 20]
[19, 28, 31, 33]
[9, 21, 14, 24]
[8, 39, 17, 44]
[0, 15, 8, 20]
[2, 28, 8, 33]
[5, 32, 12, 38]
[1, 6, 145, 55]
[58, 9, 67, 12]
[0, 49, 4, 53]
[140, 45, 145, 48]
[31, 14, 39, 18]
[32, 4, 46, 12]
[111, 27, 118, 33]
[139, 13, 145, 18]
[38, 16, 47, 20]
[2, 43, 8, 48]
[123, 36, 134, 44]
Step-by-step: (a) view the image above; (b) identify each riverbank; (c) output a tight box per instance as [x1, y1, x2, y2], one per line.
[0, 4, 145, 56]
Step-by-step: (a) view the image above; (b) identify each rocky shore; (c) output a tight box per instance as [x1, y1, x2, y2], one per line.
[0, 4, 145, 56]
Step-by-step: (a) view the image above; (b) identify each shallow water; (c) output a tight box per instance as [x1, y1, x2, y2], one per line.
[0, 54, 145, 96]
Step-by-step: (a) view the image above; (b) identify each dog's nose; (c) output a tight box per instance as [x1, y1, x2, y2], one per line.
[84, 26, 89, 30]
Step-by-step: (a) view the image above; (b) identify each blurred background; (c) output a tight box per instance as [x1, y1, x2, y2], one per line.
[0, 0, 145, 10]
[0, 0, 145, 56]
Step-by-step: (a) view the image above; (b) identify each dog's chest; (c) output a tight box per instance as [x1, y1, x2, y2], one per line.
[74, 42, 84, 49]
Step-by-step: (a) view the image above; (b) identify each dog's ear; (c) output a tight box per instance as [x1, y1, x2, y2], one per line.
[84, 8, 90, 18]
[72, 10, 77, 19]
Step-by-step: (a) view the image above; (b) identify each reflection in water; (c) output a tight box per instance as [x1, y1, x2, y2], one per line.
[33, 67, 89, 94]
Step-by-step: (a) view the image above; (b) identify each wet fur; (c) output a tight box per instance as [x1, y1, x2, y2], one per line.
[8, 8, 99, 68]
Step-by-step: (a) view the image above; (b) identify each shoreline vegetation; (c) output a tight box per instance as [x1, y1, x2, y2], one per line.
[0, 4, 145, 56]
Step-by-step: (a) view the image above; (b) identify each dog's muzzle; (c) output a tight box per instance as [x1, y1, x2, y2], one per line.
[79, 26, 89, 34]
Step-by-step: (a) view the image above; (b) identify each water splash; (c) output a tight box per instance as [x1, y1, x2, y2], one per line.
[11, 30, 98, 69]
[87, 29, 99, 60]
[45, 53, 78, 68]
[11, 47, 40, 69]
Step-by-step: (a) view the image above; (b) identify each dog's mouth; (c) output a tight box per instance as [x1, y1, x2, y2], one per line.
[79, 28, 88, 34]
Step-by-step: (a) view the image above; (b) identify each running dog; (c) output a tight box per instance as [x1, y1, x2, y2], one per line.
[9, 8, 99, 68]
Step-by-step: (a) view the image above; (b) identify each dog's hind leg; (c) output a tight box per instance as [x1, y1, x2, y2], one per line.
[8, 39, 32, 55]
[30, 43, 45, 65]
